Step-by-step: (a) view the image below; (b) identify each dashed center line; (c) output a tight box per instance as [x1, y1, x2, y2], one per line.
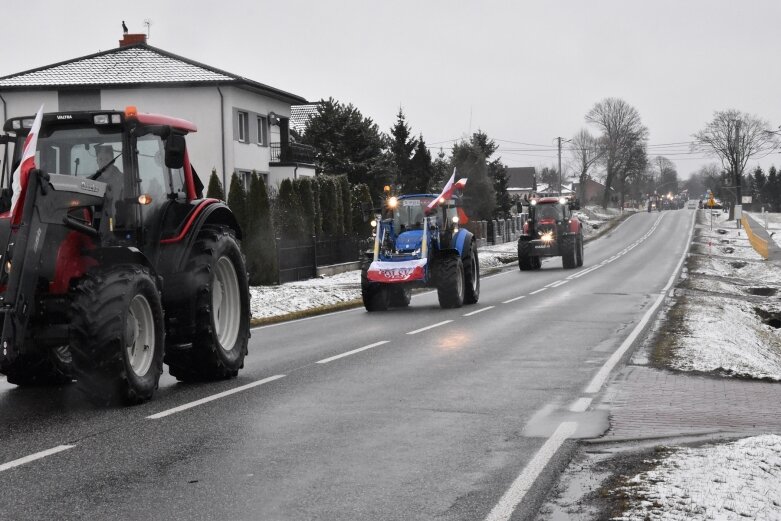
[548, 280, 569, 288]
[502, 295, 526, 304]
[569, 397, 592, 412]
[406, 320, 453, 335]
[529, 288, 547, 295]
[316, 341, 389, 364]
[147, 374, 286, 419]
[0, 445, 74, 473]
[545, 280, 562, 288]
[463, 306, 495, 317]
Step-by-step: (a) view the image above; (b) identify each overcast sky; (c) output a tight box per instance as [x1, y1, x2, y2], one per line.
[3, 0, 780, 178]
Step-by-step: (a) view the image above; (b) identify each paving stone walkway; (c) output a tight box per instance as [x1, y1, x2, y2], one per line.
[599, 365, 781, 441]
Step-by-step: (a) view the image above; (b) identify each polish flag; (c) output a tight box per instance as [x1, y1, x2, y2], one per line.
[426, 168, 467, 214]
[10, 105, 44, 225]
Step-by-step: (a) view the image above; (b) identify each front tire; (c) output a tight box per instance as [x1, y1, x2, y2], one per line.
[463, 241, 480, 304]
[518, 240, 536, 271]
[389, 286, 412, 308]
[361, 259, 389, 311]
[561, 235, 577, 269]
[0, 346, 72, 387]
[437, 255, 465, 309]
[70, 265, 164, 405]
[166, 226, 250, 382]
[576, 234, 584, 267]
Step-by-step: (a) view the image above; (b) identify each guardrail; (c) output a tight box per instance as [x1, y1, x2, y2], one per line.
[741, 215, 770, 259]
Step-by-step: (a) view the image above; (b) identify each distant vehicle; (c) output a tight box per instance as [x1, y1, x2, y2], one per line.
[686, 200, 698, 209]
[517, 197, 583, 270]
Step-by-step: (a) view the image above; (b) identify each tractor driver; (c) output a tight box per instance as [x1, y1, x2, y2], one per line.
[95, 145, 124, 216]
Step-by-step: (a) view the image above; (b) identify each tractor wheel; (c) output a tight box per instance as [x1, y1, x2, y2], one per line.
[389, 286, 412, 308]
[561, 235, 578, 269]
[576, 234, 584, 267]
[70, 265, 164, 405]
[532, 256, 543, 270]
[166, 226, 250, 382]
[436, 255, 465, 309]
[517, 240, 536, 271]
[463, 241, 480, 305]
[0, 346, 72, 387]
[360, 260, 389, 311]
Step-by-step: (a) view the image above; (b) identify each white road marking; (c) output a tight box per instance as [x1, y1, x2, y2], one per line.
[548, 280, 569, 288]
[147, 375, 286, 419]
[545, 280, 562, 288]
[502, 295, 526, 304]
[584, 211, 696, 394]
[529, 288, 547, 295]
[0, 445, 74, 473]
[569, 397, 592, 412]
[463, 306, 495, 317]
[316, 341, 390, 364]
[406, 320, 453, 335]
[483, 421, 578, 521]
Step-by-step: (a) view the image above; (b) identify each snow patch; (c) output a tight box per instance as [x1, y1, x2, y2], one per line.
[615, 435, 781, 521]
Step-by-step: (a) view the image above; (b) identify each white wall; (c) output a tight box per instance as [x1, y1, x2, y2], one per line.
[0, 91, 59, 123]
[268, 164, 316, 188]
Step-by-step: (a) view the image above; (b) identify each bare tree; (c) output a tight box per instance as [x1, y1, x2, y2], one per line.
[651, 156, 678, 194]
[692, 109, 778, 217]
[569, 129, 604, 203]
[586, 98, 648, 208]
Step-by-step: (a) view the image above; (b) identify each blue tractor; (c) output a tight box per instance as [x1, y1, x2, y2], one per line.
[360, 177, 480, 311]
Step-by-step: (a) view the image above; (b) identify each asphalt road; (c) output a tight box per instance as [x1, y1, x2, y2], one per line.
[0, 209, 695, 521]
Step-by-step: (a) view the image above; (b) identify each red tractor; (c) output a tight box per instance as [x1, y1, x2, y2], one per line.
[517, 197, 583, 270]
[0, 107, 250, 404]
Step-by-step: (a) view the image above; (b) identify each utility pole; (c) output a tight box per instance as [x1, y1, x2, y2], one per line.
[557, 137, 563, 194]
[735, 119, 742, 229]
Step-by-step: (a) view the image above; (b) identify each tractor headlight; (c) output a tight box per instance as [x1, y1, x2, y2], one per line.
[4, 260, 11, 274]
[370, 219, 377, 228]
[530, 199, 537, 206]
[93, 114, 110, 125]
[541, 231, 554, 242]
[451, 216, 459, 223]
[559, 197, 567, 205]
[388, 196, 398, 208]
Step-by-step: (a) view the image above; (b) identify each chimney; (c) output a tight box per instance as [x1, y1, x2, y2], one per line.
[119, 33, 147, 47]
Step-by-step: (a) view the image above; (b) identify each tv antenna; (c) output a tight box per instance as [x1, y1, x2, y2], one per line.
[144, 19, 153, 39]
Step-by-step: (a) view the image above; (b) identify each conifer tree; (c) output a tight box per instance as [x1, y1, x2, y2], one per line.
[294, 177, 316, 237]
[389, 109, 418, 190]
[276, 179, 306, 239]
[338, 175, 352, 235]
[352, 183, 373, 237]
[207, 168, 225, 200]
[318, 176, 339, 236]
[245, 174, 277, 285]
[408, 136, 434, 194]
[227, 173, 248, 233]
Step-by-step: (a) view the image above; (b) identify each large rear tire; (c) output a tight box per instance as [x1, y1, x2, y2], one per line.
[437, 255, 465, 309]
[463, 241, 480, 305]
[70, 265, 164, 405]
[360, 258, 389, 311]
[561, 235, 577, 269]
[518, 240, 536, 271]
[165, 226, 250, 382]
[576, 234, 584, 267]
[0, 346, 72, 387]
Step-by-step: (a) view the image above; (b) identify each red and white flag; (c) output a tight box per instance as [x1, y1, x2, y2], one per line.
[426, 168, 456, 212]
[426, 168, 467, 213]
[10, 105, 44, 224]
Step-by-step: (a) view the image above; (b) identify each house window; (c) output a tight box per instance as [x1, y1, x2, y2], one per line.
[237, 111, 248, 143]
[257, 116, 268, 146]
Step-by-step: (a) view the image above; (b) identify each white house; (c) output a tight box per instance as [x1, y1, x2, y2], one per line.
[0, 33, 316, 192]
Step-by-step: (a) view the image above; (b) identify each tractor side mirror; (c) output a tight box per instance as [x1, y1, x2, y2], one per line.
[165, 134, 186, 169]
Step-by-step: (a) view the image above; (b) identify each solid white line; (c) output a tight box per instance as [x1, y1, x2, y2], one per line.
[529, 288, 547, 295]
[569, 397, 592, 412]
[584, 211, 697, 394]
[406, 320, 453, 335]
[252, 307, 362, 331]
[502, 295, 526, 304]
[0, 445, 74, 473]
[483, 421, 578, 521]
[316, 341, 389, 364]
[147, 375, 286, 419]
[463, 306, 495, 317]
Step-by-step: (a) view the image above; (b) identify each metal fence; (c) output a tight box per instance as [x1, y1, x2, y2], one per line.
[270, 142, 316, 163]
[276, 234, 365, 283]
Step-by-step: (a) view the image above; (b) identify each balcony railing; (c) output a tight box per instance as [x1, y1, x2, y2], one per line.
[270, 142, 316, 164]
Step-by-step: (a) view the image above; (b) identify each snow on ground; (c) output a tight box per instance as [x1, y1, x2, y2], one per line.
[575, 205, 626, 240]
[666, 209, 781, 379]
[614, 435, 781, 521]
